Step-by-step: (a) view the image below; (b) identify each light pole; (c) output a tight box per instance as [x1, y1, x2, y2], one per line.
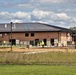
[10, 22, 13, 52]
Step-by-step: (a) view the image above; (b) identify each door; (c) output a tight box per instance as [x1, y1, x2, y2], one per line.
[43, 39, 47, 45]
[50, 38, 54, 46]
[30, 41, 34, 46]
[35, 39, 39, 46]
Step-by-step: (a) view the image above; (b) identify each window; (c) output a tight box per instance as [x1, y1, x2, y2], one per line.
[67, 33, 70, 37]
[67, 41, 72, 45]
[31, 33, 34, 37]
[30, 41, 34, 46]
[0, 34, 3, 37]
[25, 33, 29, 37]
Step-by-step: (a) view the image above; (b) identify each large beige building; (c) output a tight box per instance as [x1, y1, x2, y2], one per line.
[0, 22, 74, 46]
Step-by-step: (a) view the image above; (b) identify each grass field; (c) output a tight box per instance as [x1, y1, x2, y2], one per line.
[0, 65, 76, 75]
[0, 51, 76, 75]
[0, 51, 76, 65]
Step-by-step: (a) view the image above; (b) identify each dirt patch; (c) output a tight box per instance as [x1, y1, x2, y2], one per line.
[0, 47, 76, 53]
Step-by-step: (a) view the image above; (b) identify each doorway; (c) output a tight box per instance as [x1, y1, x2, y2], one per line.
[30, 41, 34, 46]
[9, 39, 16, 45]
[43, 39, 47, 45]
[35, 39, 39, 46]
[50, 38, 54, 46]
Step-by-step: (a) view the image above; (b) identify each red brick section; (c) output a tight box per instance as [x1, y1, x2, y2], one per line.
[0, 32, 72, 46]
[0, 32, 60, 41]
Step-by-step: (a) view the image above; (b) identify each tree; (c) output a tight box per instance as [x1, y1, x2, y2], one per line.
[70, 27, 76, 30]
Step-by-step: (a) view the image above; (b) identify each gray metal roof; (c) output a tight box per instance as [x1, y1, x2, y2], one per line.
[0, 22, 72, 33]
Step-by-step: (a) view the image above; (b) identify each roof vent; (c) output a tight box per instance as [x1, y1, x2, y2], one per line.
[5, 24, 7, 28]
[12, 24, 16, 29]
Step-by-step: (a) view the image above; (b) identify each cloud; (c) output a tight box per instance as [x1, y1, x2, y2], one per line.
[30, 0, 76, 4]
[64, 9, 76, 13]
[18, 4, 34, 9]
[31, 9, 75, 28]
[31, 9, 70, 21]
[0, 11, 31, 22]
[56, 13, 70, 20]
[70, 18, 76, 23]
[31, 0, 62, 3]
[0, 9, 75, 28]
[31, 9, 51, 19]
[62, 0, 76, 4]
[12, 11, 31, 19]
[18, 3, 39, 8]
[0, 12, 11, 19]
[11, 20, 23, 23]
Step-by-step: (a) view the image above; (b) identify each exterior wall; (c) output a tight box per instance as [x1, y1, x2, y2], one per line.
[60, 32, 67, 46]
[0, 32, 58, 40]
[30, 32, 58, 40]
[59, 32, 72, 46]
[0, 31, 73, 46]
[61, 32, 67, 41]
[0, 33, 10, 41]
[0, 32, 58, 45]
[67, 33, 72, 41]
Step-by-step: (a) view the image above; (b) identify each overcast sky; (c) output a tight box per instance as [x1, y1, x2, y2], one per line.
[0, 0, 76, 28]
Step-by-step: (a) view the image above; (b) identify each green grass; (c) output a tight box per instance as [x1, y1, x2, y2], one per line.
[0, 52, 76, 65]
[0, 65, 76, 75]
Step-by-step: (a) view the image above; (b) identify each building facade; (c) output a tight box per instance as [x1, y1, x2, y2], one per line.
[0, 22, 73, 46]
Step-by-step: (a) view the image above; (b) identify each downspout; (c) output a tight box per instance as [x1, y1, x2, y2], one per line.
[58, 31, 61, 43]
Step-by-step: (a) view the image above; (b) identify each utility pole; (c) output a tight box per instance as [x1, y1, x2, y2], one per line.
[10, 22, 13, 52]
[74, 36, 76, 49]
[72, 33, 76, 49]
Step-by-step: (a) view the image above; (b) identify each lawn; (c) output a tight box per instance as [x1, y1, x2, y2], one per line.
[0, 65, 76, 75]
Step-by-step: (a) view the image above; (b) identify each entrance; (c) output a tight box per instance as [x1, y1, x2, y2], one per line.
[43, 39, 47, 45]
[30, 41, 34, 46]
[9, 39, 16, 45]
[50, 38, 54, 46]
[35, 39, 39, 46]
